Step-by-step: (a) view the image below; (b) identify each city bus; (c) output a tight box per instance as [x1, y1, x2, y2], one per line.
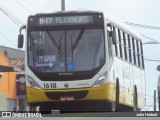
[18, 10, 146, 112]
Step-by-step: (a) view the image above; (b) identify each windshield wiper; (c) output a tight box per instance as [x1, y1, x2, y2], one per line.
[72, 29, 85, 50]
[47, 31, 59, 49]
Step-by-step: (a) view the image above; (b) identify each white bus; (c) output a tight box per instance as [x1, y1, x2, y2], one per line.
[18, 10, 146, 112]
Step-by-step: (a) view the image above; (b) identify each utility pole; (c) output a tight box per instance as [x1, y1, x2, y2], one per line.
[61, 0, 65, 11]
[154, 90, 156, 111]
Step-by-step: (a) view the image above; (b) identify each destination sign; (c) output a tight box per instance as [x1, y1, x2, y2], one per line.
[38, 16, 93, 26]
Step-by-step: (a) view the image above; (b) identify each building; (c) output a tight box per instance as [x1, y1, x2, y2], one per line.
[0, 52, 17, 111]
[0, 46, 25, 111]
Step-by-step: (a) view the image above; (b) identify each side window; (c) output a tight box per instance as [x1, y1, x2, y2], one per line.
[134, 38, 138, 66]
[123, 32, 128, 61]
[128, 34, 132, 63]
[115, 27, 121, 58]
[140, 41, 144, 69]
[136, 40, 140, 67]
[118, 29, 122, 58]
[113, 26, 118, 56]
[120, 30, 125, 60]
[130, 36, 134, 64]
[132, 37, 136, 65]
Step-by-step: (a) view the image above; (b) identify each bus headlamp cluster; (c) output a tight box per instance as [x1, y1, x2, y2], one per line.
[26, 75, 42, 89]
[92, 72, 108, 87]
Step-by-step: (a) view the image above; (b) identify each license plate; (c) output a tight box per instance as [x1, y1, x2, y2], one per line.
[60, 96, 74, 101]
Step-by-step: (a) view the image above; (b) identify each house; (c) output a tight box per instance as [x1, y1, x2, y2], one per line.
[0, 52, 17, 111]
[0, 46, 25, 111]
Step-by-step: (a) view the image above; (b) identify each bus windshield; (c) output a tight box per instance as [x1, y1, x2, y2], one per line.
[28, 29, 105, 73]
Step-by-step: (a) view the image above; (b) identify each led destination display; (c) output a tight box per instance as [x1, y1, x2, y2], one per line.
[39, 16, 93, 25]
[28, 13, 103, 27]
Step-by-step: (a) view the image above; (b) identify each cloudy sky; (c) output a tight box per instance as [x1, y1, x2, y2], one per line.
[0, 0, 160, 111]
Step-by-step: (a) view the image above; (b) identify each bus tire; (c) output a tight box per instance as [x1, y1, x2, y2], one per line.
[133, 85, 138, 111]
[115, 78, 120, 111]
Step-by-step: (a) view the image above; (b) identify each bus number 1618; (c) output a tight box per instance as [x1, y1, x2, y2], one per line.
[43, 83, 56, 89]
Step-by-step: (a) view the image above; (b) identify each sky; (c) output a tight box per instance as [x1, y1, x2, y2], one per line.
[0, 0, 160, 111]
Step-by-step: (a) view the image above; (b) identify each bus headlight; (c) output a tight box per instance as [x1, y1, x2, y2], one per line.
[26, 75, 42, 89]
[92, 72, 108, 87]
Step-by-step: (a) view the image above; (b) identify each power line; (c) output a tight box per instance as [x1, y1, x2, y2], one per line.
[0, 5, 24, 26]
[125, 22, 160, 42]
[0, 8, 21, 27]
[22, 0, 42, 12]
[125, 22, 160, 43]
[141, 34, 158, 41]
[125, 22, 160, 30]
[14, 0, 33, 14]
[144, 58, 160, 62]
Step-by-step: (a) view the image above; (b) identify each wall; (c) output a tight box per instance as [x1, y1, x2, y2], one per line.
[0, 52, 17, 110]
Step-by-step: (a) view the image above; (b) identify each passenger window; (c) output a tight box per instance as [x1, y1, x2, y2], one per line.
[136, 40, 140, 67]
[122, 32, 127, 61]
[132, 37, 136, 65]
[125, 33, 128, 48]
[120, 30, 124, 46]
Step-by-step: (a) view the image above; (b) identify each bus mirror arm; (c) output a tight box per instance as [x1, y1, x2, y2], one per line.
[19, 25, 26, 34]
[18, 25, 26, 48]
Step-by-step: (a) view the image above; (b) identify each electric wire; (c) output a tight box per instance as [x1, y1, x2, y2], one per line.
[141, 34, 158, 41]
[125, 22, 160, 43]
[144, 58, 160, 62]
[0, 5, 24, 25]
[0, 5, 24, 26]
[0, 8, 21, 27]
[14, 0, 33, 14]
[22, 0, 42, 12]
[125, 22, 160, 30]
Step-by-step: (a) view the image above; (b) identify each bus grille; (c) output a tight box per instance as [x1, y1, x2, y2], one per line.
[45, 91, 88, 100]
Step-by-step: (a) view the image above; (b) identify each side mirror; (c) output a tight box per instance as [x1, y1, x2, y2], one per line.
[18, 34, 24, 48]
[18, 25, 26, 49]
[157, 65, 160, 71]
[107, 23, 117, 45]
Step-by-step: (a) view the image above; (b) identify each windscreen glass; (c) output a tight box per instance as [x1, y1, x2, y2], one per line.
[28, 29, 105, 73]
